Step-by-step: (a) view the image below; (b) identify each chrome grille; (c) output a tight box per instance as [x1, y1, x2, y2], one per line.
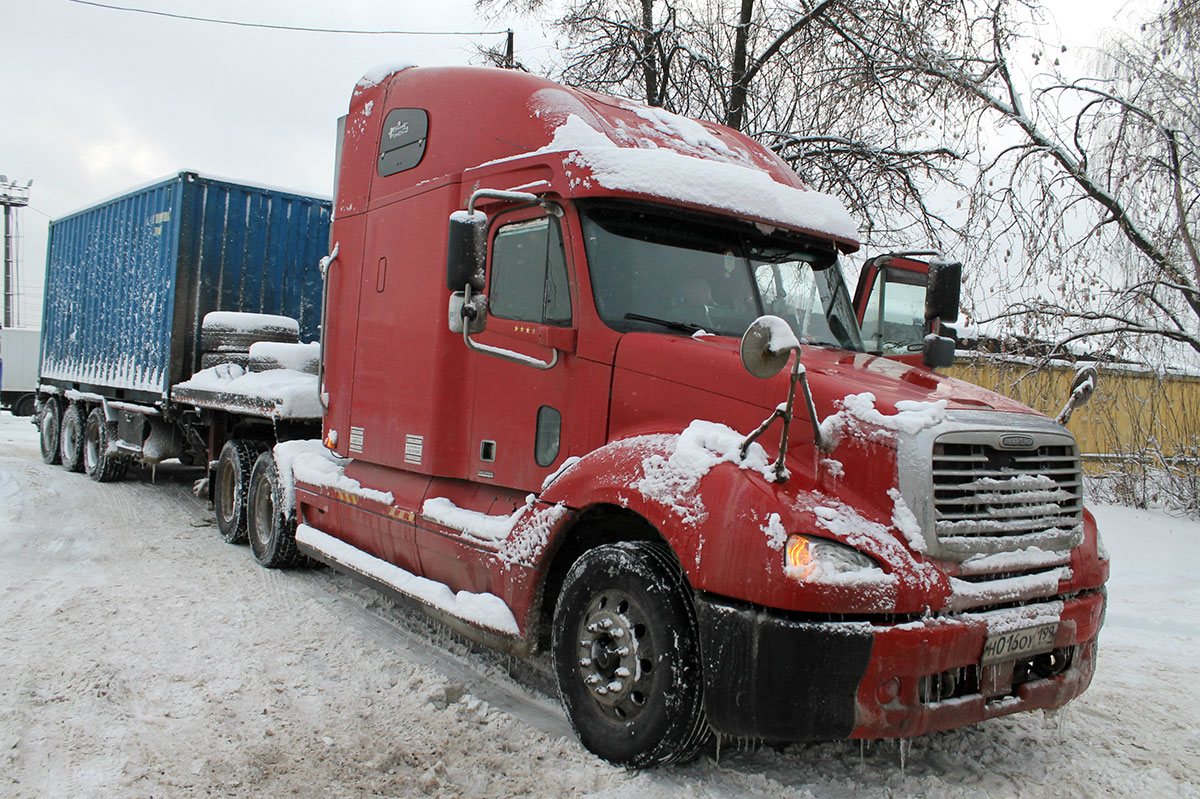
[932, 436, 1084, 558]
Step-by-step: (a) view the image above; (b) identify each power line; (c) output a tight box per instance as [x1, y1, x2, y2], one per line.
[65, 0, 506, 37]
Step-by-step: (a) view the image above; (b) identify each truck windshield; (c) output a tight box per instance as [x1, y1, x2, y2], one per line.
[579, 202, 863, 350]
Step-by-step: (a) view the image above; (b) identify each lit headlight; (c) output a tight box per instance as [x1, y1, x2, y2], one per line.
[785, 534, 879, 582]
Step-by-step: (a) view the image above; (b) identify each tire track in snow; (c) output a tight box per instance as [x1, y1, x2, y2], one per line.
[303, 566, 573, 740]
[98, 453, 576, 741]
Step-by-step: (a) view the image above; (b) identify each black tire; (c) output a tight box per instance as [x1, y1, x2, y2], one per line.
[214, 439, 266, 544]
[59, 402, 87, 472]
[38, 398, 61, 465]
[247, 349, 319, 375]
[200, 325, 299, 353]
[13, 394, 36, 417]
[552, 542, 710, 767]
[83, 407, 128, 483]
[200, 351, 250, 370]
[247, 451, 301, 568]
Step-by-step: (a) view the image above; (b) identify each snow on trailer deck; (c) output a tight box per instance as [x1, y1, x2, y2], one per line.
[0, 411, 1196, 797]
[172, 363, 322, 420]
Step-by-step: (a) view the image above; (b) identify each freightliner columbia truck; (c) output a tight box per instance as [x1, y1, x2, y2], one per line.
[36, 66, 1107, 767]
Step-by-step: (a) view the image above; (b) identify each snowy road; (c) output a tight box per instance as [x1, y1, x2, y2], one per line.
[1, 412, 1197, 798]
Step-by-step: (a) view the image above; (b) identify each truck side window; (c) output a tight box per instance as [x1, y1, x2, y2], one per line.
[489, 216, 572, 326]
[377, 109, 429, 176]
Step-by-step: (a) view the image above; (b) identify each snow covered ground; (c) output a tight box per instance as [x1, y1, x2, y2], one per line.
[0, 411, 1196, 798]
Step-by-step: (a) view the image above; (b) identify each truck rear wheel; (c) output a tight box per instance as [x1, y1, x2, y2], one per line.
[59, 402, 87, 472]
[247, 451, 301, 568]
[83, 407, 128, 483]
[38, 398, 61, 465]
[214, 439, 266, 544]
[552, 542, 709, 767]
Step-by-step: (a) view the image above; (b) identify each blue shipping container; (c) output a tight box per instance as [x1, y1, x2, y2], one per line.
[40, 172, 331, 401]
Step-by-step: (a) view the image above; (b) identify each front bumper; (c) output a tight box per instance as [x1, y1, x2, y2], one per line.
[694, 588, 1106, 741]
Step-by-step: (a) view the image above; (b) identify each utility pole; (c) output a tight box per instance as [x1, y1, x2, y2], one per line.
[0, 176, 31, 328]
[505, 29, 514, 69]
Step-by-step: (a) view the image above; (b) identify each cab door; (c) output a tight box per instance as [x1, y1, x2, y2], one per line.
[413, 204, 586, 599]
[468, 205, 580, 494]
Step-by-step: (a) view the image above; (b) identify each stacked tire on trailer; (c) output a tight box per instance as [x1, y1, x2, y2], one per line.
[199, 312, 301, 371]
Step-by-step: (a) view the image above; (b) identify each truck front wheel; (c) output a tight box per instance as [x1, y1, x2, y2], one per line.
[38, 398, 61, 465]
[214, 439, 266, 544]
[83, 407, 128, 483]
[247, 451, 300, 568]
[552, 542, 709, 767]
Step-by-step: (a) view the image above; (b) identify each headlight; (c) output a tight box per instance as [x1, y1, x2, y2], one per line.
[785, 534, 880, 582]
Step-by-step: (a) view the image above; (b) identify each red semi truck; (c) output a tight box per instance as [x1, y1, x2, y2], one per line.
[156, 66, 1110, 766]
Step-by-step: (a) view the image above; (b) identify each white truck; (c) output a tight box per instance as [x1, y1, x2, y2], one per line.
[0, 327, 39, 416]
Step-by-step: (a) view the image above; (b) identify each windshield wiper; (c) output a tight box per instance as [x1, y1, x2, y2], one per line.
[624, 313, 704, 334]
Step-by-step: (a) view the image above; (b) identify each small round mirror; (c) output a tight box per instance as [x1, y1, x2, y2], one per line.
[740, 315, 796, 379]
[1070, 364, 1098, 407]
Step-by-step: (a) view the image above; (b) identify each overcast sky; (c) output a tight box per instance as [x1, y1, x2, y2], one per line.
[1, 0, 1144, 329]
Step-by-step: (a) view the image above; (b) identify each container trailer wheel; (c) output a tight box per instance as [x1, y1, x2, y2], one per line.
[552, 542, 709, 767]
[82, 407, 128, 483]
[59, 402, 87, 472]
[214, 439, 267, 544]
[38, 398, 62, 465]
[247, 451, 301, 568]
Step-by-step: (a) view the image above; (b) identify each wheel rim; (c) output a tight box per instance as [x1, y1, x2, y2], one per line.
[574, 589, 656, 722]
[217, 460, 237, 524]
[252, 475, 273, 549]
[83, 422, 99, 472]
[41, 413, 56, 453]
[62, 417, 78, 457]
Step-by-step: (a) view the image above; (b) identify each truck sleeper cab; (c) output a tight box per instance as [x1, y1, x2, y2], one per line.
[274, 66, 1107, 767]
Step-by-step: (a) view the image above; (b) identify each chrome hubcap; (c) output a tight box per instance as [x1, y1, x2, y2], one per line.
[575, 589, 655, 721]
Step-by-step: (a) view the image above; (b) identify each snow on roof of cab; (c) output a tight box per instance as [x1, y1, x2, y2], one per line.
[356, 63, 417, 91]
[536, 113, 860, 245]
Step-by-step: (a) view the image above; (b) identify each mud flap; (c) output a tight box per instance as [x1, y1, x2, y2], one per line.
[695, 595, 875, 741]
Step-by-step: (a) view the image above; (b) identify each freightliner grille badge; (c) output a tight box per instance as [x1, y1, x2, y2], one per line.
[998, 434, 1036, 449]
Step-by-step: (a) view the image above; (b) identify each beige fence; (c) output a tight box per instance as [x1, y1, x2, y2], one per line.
[946, 356, 1200, 513]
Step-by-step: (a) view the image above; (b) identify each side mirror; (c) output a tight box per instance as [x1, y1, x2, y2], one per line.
[922, 333, 956, 368]
[446, 210, 487, 292]
[738, 316, 830, 474]
[740, 315, 797, 379]
[923, 260, 962, 368]
[925, 260, 962, 324]
[1057, 364, 1098, 425]
[448, 291, 487, 335]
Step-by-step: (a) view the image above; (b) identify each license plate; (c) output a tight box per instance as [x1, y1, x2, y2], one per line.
[981, 623, 1059, 665]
